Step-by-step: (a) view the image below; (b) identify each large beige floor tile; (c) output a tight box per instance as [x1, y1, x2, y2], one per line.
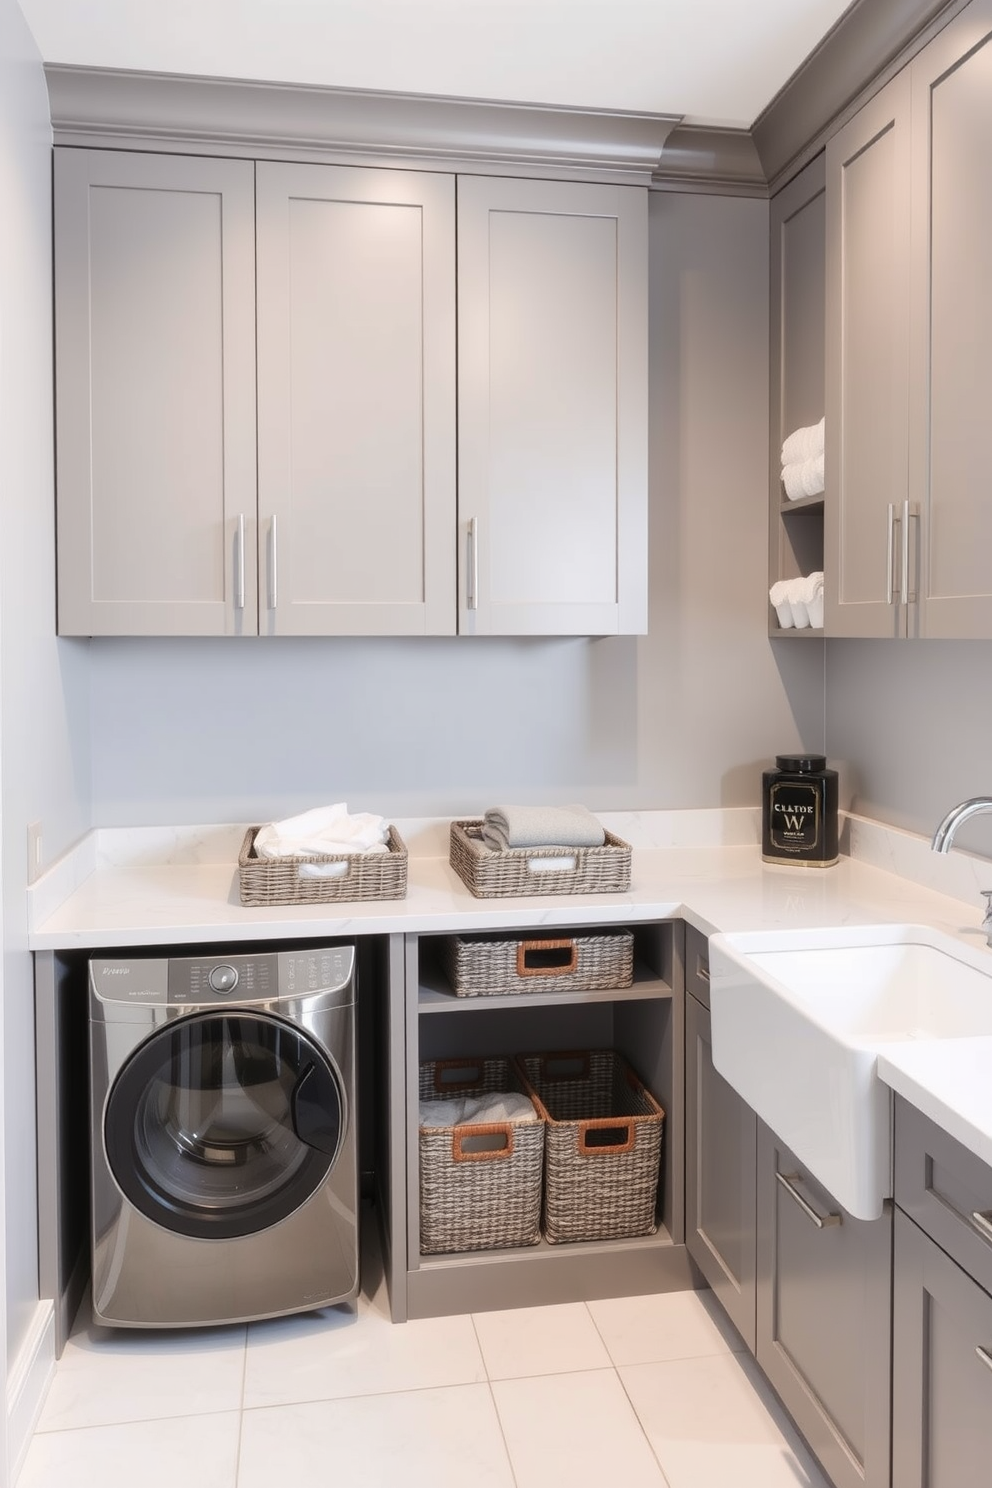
[620, 1352, 829, 1488]
[237, 1384, 514, 1488]
[243, 1302, 485, 1406]
[493, 1368, 669, 1488]
[19, 1410, 240, 1488]
[587, 1286, 746, 1366]
[473, 1301, 612, 1379]
[36, 1305, 246, 1431]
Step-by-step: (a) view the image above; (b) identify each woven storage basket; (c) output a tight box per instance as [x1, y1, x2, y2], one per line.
[438, 929, 634, 998]
[238, 824, 408, 905]
[449, 819, 632, 899]
[419, 1057, 545, 1255]
[515, 1049, 664, 1244]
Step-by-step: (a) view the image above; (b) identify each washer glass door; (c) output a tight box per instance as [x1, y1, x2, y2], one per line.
[104, 1011, 344, 1240]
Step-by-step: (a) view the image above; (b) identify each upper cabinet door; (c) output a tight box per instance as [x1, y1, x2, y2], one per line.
[457, 176, 648, 636]
[55, 150, 257, 636]
[911, 0, 992, 638]
[824, 72, 912, 639]
[256, 163, 456, 636]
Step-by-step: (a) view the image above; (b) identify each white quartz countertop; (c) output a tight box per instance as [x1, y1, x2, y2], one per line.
[28, 808, 992, 1178]
[28, 809, 987, 952]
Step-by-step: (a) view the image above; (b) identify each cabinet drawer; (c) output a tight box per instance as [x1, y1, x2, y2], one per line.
[894, 1095, 992, 1296]
[684, 924, 711, 1009]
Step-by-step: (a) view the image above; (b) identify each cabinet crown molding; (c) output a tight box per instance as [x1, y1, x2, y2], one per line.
[44, 64, 680, 182]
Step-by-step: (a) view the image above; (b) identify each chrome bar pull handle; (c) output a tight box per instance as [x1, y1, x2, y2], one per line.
[269, 515, 278, 611]
[904, 501, 919, 605]
[234, 513, 246, 610]
[886, 503, 896, 605]
[467, 516, 479, 611]
[776, 1170, 841, 1229]
[977, 1346, 992, 1376]
[972, 1209, 992, 1245]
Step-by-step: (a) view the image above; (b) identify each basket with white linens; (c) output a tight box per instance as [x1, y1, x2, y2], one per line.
[238, 803, 407, 905]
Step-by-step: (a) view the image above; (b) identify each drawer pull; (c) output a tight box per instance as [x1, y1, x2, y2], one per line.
[972, 1210, 992, 1245]
[697, 960, 710, 983]
[776, 1170, 841, 1229]
[977, 1346, 992, 1376]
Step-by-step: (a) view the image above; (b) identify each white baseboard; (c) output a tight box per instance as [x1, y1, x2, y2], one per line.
[7, 1300, 55, 1483]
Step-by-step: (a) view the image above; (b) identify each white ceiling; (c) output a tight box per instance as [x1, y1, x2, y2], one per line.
[17, 0, 854, 129]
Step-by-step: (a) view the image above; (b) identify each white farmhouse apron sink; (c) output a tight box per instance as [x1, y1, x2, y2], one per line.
[708, 923, 992, 1220]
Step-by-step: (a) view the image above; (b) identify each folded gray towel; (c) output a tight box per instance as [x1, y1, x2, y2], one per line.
[481, 804, 606, 851]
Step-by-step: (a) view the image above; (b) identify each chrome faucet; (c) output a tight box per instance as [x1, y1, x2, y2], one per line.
[931, 798, 992, 946]
[931, 797, 992, 853]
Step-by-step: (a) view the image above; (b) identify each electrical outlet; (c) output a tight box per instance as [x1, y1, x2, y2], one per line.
[27, 821, 43, 884]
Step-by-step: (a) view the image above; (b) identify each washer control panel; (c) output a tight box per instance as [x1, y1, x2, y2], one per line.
[90, 946, 355, 1007]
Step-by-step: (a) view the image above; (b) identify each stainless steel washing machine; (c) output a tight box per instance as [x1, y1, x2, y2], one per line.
[88, 945, 359, 1328]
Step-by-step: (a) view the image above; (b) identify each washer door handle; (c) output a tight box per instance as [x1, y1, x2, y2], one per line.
[290, 1061, 342, 1158]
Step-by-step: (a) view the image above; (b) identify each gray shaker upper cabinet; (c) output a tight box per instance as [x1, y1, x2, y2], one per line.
[824, 70, 913, 639]
[255, 163, 456, 636]
[55, 149, 257, 637]
[908, 0, 992, 638]
[456, 176, 648, 636]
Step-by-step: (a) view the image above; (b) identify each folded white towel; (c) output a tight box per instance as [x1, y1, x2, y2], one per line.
[790, 578, 811, 629]
[481, 804, 605, 851]
[782, 451, 825, 501]
[781, 417, 825, 466]
[769, 580, 794, 629]
[254, 803, 389, 859]
[419, 1092, 538, 1128]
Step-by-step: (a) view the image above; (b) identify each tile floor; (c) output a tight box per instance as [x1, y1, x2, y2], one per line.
[19, 1227, 829, 1488]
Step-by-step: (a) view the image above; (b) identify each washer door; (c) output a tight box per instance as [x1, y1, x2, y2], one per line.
[104, 1010, 345, 1240]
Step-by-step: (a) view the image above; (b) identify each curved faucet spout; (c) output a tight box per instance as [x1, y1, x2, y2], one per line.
[931, 797, 992, 853]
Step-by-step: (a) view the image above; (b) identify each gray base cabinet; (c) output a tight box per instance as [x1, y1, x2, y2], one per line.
[892, 1094, 992, 1485]
[892, 1209, 992, 1488]
[684, 925, 756, 1351]
[755, 1123, 892, 1488]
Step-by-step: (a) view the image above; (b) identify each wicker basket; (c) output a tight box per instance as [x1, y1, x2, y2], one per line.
[449, 819, 632, 899]
[238, 824, 408, 905]
[515, 1049, 664, 1244]
[438, 930, 634, 998]
[418, 1057, 545, 1255]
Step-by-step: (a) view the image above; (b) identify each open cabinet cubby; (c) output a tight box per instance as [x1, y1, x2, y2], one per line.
[379, 919, 692, 1322]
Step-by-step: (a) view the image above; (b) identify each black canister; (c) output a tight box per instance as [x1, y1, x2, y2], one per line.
[762, 754, 839, 867]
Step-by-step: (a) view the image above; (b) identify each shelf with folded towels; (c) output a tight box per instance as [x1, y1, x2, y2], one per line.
[770, 572, 824, 631]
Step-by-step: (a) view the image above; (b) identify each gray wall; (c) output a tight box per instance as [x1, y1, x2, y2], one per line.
[86, 190, 819, 826]
[826, 638, 992, 854]
[0, 0, 91, 1435]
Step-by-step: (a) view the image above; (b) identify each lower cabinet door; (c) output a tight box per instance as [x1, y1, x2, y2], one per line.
[893, 1207, 992, 1488]
[756, 1123, 892, 1488]
[685, 991, 756, 1351]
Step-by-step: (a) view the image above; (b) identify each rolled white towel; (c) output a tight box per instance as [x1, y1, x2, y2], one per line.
[781, 416, 825, 466]
[788, 576, 811, 629]
[795, 571, 824, 629]
[782, 451, 825, 500]
[254, 802, 389, 858]
[769, 580, 794, 629]
[481, 804, 605, 851]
